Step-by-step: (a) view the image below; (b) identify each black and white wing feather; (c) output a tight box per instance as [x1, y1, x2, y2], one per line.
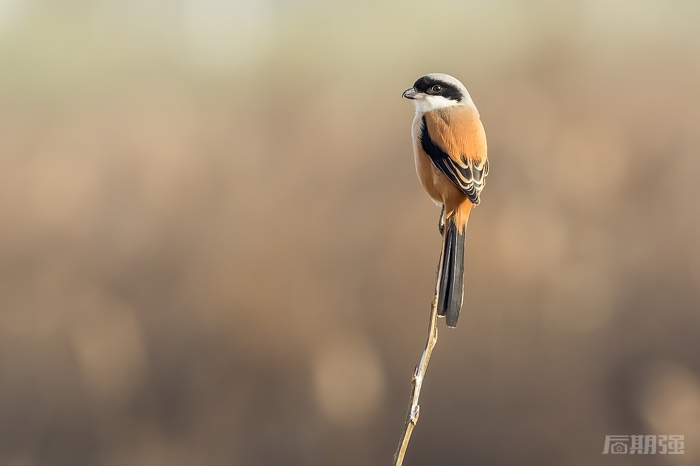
[420, 115, 488, 205]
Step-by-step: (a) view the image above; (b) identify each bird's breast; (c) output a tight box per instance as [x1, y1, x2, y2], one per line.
[411, 114, 465, 206]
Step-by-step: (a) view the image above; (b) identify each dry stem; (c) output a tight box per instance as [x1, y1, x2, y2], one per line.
[392, 248, 445, 466]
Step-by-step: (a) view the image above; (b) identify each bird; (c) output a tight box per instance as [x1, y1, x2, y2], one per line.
[402, 73, 488, 328]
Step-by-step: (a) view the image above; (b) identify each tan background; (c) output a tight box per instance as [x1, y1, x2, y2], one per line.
[1, 1, 700, 465]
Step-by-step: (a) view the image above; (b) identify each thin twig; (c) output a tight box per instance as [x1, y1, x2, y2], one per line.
[393, 246, 445, 465]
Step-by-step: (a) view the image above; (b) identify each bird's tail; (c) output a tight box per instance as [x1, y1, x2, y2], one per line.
[437, 205, 470, 328]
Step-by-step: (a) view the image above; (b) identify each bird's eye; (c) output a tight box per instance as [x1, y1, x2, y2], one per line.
[430, 85, 442, 94]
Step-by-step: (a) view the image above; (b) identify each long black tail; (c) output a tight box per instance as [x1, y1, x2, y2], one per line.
[437, 218, 465, 328]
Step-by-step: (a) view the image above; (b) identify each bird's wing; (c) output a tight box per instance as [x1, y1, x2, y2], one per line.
[420, 109, 488, 205]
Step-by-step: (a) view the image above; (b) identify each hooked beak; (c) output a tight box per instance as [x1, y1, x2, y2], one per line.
[402, 87, 418, 100]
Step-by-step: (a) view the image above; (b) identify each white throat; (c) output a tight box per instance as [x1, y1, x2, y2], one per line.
[413, 95, 458, 114]
[412, 94, 476, 116]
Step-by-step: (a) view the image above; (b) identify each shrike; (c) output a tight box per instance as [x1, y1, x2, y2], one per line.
[403, 73, 488, 327]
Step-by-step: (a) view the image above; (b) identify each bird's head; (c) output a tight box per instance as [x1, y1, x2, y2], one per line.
[402, 73, 474, 114]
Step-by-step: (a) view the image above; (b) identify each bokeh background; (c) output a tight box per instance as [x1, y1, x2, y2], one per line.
[2, 1, 700, 465]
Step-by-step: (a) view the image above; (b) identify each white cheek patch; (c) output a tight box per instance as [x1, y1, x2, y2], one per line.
[413, 95, 460, 114]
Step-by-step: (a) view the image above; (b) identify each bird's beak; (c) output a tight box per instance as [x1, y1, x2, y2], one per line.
[402, 87, 418, 100]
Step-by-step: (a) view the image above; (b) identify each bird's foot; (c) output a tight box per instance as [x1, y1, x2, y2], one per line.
[438, 205, 446, 236]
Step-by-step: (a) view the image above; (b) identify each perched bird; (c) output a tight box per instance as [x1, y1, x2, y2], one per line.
[403, 73, 488, 327]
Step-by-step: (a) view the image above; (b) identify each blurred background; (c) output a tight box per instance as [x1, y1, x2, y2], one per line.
[1, 0, 700, 465]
